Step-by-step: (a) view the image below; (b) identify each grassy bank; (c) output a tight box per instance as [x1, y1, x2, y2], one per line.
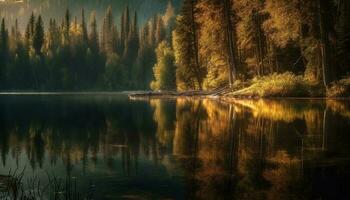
[327, 78, 350, 97]
[225, 73, 350, 98]
[225, 72, 323, 98]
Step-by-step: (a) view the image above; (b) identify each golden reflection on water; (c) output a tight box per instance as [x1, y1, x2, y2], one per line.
[0, 97, 350, 199]
[168, 98, 350, 199]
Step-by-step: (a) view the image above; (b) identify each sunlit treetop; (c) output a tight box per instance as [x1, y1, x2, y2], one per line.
[0, 0, 181, 30]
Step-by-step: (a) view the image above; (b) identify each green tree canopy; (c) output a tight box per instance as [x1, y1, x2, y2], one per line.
[151, 41, 176, 91]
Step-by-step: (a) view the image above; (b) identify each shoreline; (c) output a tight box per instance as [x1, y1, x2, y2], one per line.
[0, 91, 127, 96]
[0, 91, 349, 100]
[127, 91, 350, 101]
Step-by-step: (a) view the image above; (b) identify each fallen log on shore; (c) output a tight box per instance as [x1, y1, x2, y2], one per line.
[128, 86, 232, 100]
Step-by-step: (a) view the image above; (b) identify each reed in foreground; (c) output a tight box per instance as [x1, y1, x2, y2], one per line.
[0, 168, 94, 200]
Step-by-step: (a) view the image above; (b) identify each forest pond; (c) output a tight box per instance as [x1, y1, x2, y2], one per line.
[1, 94, 350, 199]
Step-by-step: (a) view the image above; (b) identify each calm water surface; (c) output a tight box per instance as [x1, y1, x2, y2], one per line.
[0, 94, 350, 199]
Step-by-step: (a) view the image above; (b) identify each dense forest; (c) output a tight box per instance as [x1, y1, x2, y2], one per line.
[0, 0, 350, 96]
[0, 2, 176, 90]
[169, 0, 350, 97]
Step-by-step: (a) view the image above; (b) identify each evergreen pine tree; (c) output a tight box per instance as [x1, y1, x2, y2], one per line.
[62, 8, 71, 46]
[25, 13, 36, 49]
[33, 15, 44, 55]
[81, 8, 89, 45]
[124, 6, 130, 40]
[89, 12, 99, 54]
[105, 6, 115, 53]
[0, 18, 9, 88]
[155, 16, 166, 44]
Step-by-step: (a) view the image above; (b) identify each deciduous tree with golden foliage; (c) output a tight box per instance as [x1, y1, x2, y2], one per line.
[172, 0, 350, 97]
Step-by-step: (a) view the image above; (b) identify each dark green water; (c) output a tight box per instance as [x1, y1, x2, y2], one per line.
[1, 94, 350, 199]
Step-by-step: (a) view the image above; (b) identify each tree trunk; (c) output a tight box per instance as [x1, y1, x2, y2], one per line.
[298, 0, 307, 73]
[190, 0, 202, 90]
[224, 0, 239, 86]
[253, 9, 266, 76]
[269, 42, 277, 73]
[318, 0, 333, 88]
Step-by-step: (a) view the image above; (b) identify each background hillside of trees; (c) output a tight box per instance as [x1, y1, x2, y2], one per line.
[0, 2, 176, 90]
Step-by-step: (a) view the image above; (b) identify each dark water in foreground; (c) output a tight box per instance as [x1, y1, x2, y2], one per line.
[0, 94, 350, 199]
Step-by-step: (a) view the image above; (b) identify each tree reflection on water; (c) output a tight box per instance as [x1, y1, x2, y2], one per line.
[0, 96, 349, 199]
